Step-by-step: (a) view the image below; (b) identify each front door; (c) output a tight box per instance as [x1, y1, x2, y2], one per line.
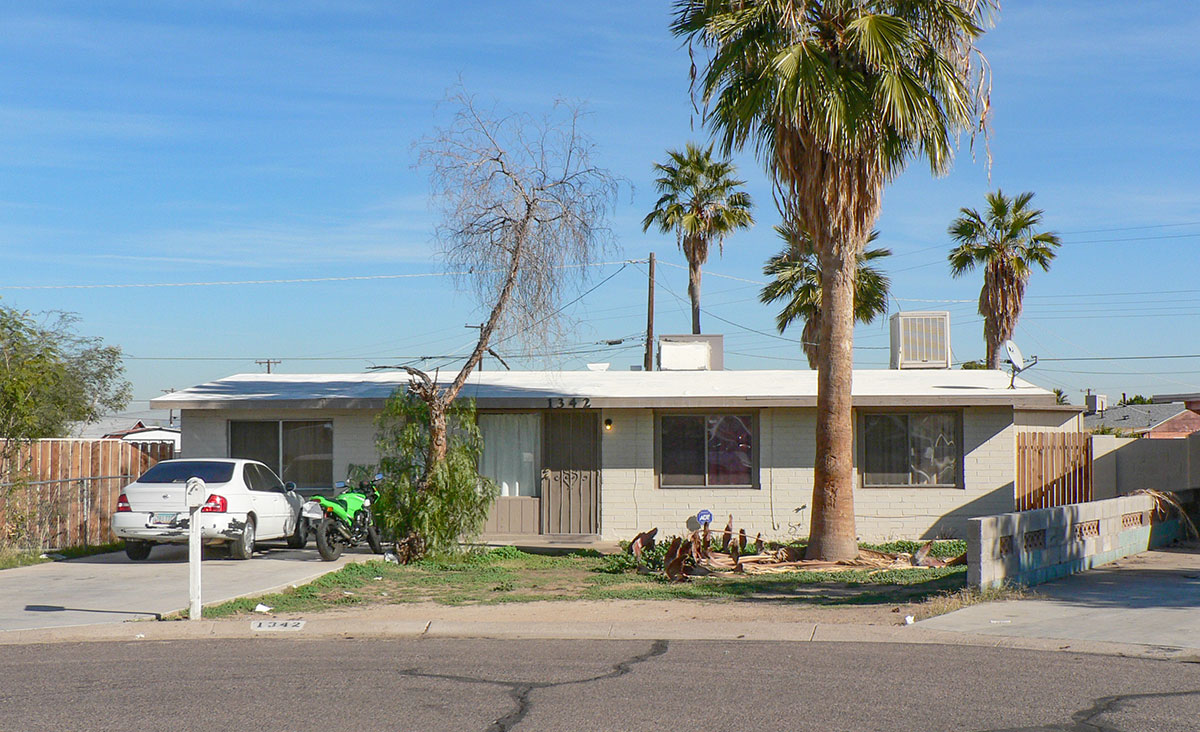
[542, 412, 600, 535]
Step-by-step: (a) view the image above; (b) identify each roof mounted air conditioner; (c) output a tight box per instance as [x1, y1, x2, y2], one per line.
[890, 312, 950, 369]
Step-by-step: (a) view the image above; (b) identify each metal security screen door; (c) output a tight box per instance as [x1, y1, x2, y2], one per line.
[542, 412, 600, 535]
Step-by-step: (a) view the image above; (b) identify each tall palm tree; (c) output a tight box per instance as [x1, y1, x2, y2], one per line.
[672, 0, 994, 560]
[642, 142, 754, 334]
[761, 225, 891, 369]
[948, 190, 1060, 369]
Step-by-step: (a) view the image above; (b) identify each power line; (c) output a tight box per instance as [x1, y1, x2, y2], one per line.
[0, 260, 645, 291]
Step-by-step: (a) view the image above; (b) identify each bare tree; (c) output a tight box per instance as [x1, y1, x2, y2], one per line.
[407, 88, 619, 481]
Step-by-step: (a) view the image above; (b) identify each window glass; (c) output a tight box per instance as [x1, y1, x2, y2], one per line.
[281, 421, 333, 489]
[862, 412, 958, 487]
[138, 461, 235, 484]
[229, 422, 279, 472]
[660, 415, 706, 486]
[243, 464, 270, 491]
[863, 414, 910, 485]
[479, 413, 542, 497]
[707, 415, 753, 485]
[910, 413, 957, 486]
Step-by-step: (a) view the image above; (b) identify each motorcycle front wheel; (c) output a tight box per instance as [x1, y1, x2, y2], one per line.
[367, 524, 384, 554]
[315, 516, 345, 561]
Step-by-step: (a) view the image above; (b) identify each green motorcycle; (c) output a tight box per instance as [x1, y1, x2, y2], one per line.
[301, 473, 386, 561]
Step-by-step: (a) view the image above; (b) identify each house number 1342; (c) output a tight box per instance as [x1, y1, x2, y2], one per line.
[547, 398, 590, 408]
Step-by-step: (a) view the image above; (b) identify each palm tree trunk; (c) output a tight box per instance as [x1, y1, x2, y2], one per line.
[687, 255, 702, 334]
[806, 249, 858, 561]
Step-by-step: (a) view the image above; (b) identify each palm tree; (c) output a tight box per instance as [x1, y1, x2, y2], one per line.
[760, 224, 891, 369]
[948, 190, 1061, 369]
[672, 0, 994, 560]
[642, 142, 754, 334]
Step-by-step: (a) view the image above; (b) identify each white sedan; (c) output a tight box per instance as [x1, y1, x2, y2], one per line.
[111, 458, 308, 560]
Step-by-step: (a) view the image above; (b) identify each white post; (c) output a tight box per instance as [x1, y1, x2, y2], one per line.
[185, 477, 206, 621]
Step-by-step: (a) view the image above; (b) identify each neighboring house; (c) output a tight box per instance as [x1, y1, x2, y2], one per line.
[1084, 401, 1200, 439]
[98, 421, 183, 452]
[151, 367, 1078, 542]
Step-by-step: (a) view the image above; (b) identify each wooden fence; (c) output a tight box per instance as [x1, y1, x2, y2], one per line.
[1015, 431, 1093, 511]
[1, 439, 175, 551]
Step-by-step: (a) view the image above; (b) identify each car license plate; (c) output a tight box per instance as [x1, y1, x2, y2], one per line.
[152, 512, 177, 525]
[301, 502, 324, 520]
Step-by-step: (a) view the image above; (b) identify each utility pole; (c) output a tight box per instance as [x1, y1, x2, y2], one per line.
[256, 359, 281, 374]
[644, 252, 655, 371]
[161, 388, 177, 426]
[465, 323, 483, 370]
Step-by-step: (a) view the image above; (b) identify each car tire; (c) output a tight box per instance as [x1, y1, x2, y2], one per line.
[315, 517, 344, 561]
[229, 517, 256, 560]
[366, 524, 384, 555]
[124, 540, 153, 561]
[286, 515, 309, 549]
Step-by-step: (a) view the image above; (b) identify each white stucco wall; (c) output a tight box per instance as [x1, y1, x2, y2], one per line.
[599, 405, 1017, 543]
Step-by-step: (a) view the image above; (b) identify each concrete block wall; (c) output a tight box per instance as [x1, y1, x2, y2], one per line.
[968, 493, 1184, 589]
[598, 408, 814, 542]
[601, 406, 1018, 543]
[180, 409, 380, 483]
[854, 406, 1015, 541]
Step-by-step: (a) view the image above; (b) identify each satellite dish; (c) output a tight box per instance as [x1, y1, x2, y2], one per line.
[1003, 340, 1025, 371]
[1001, 339, 1037, 389]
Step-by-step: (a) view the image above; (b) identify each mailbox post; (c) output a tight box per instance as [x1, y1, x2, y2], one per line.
[184, 477, 206, 620]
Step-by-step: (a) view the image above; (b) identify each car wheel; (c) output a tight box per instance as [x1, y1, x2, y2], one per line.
[286, 515, 309, 549]
[229, 517, 256, 560]
[315, 517, 344, 561]
[124, 540, 152, 561]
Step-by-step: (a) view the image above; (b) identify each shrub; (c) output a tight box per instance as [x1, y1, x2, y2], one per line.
[371, 391, 498, 561]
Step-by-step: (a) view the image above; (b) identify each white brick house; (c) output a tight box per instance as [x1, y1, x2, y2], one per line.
[152, 369, 1079, 542]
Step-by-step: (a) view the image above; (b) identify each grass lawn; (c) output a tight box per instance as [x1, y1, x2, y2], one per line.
[0, 542, 124, 571]
[199, 543, 972, 620]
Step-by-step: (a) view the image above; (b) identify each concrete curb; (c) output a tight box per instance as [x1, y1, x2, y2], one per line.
[3, 616, 1198, 663]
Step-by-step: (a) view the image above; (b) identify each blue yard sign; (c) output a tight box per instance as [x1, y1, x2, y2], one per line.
[696, 509, 713, 526]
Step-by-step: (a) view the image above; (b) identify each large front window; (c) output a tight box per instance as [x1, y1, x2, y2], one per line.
[861, 412, 960, 488]
[229, 420, 333, 490]
[658, 413, 755, 488]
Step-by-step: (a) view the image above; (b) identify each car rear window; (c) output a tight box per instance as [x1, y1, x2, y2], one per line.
[137, 461, 236, 484]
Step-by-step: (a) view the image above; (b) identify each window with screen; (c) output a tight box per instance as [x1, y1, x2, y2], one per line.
[861, 411, 961, 488]
[658, 413, 755, 489]
[229, 420, 333, 490]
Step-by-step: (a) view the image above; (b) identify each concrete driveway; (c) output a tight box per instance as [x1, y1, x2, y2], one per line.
[0, 542, 372, 632]
[919, 543, 1200, 650]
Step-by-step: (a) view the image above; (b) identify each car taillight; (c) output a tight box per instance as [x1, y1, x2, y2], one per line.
[116, 494, 131, 512]
[201, 494, 227, 513]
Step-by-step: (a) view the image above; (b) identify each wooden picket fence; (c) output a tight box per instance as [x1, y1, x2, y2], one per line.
[0, 439, 175, 551]
[1015, 431, 1093, 511]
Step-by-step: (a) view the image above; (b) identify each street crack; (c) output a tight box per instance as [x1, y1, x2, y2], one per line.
[397, 640, 670, 732]
[982, 689, 1200, 731]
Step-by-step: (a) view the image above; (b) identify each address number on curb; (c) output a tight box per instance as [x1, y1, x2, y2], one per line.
[251, 620, 305, 632]
[547, 398, 591, 408]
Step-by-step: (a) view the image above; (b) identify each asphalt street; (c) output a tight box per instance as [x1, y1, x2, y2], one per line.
[2, 638, 1198, 732]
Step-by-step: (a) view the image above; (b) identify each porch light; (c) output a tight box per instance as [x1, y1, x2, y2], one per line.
[604, 418, 613, 431]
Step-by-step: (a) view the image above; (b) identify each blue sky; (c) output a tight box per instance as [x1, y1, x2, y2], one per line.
[2, 1, 1199, 414]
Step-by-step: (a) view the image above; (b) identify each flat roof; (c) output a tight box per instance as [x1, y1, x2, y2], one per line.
[151, 369, 1061, 411]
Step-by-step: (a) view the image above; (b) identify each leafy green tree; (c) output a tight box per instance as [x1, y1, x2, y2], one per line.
[760, 224, 891, 369]
[643, 142, 754, 334]
[1, 307, 130, 444]
[1053, 388, 1069, 405]
[673, 0, 995, 560]
[1119, 394, 1153, 406]
[948, 190, 1061, 368]
[371, 391, 498, 562]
